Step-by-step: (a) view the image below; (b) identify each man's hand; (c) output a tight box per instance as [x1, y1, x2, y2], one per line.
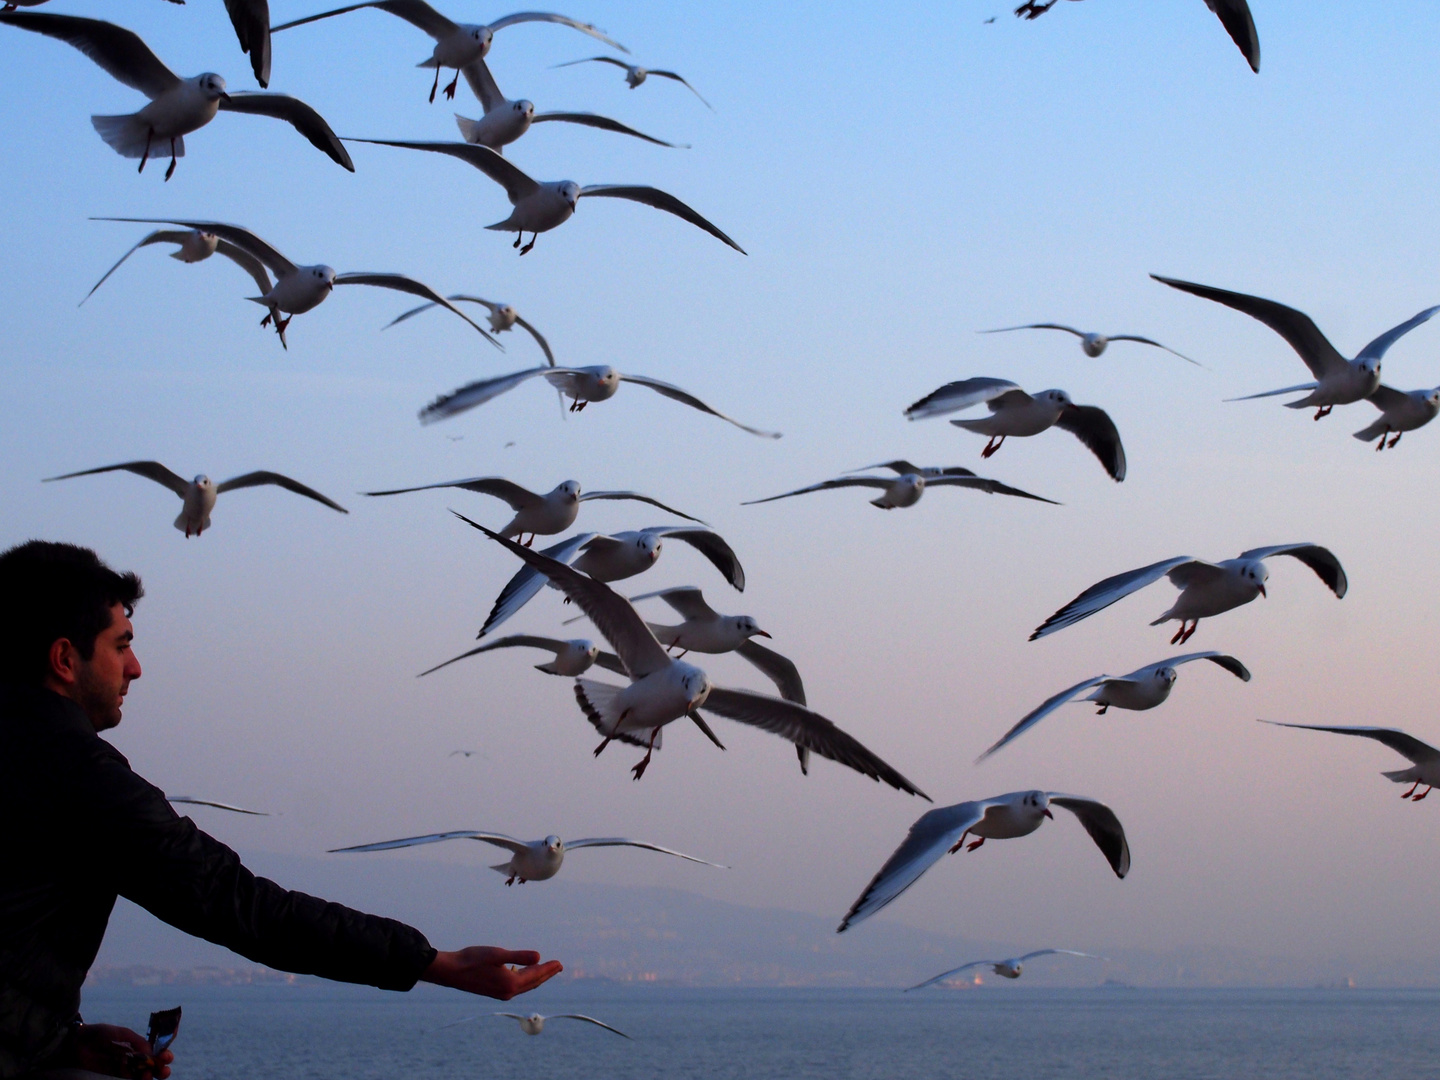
[422, 947, 563, 1000]
[63, 1023, 173, 1079]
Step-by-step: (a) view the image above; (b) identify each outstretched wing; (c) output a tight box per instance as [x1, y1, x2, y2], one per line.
[417, 634, 572, 677]
[1355, 305, 1440, 362]
[735, 640, 806, 706]
[460, 57, 504, 113]
[1238, 543, 1347, 598]
[904, 377, 1024, 420]
[1106, 334, 1201, 366]
[926, 475, 1060, 504]
[1055, 405, 1126, 482]
[364, 476, 539, 508]
[1030, 557, 1195, 640]
[578, 185, 745, 253]
[1256, 720, 1440, 765]
[44, 460, 189, 498]
[0, 12, 179, 98]
[1154, 651, 1251, 681]
[979, 323, 1084, 338]
[476, 531, 594, 638]
[82, 229, 198, 305]
[224, 0, 271, 86]
[646, 527, 746, 591]
[647, 69, 713, 110]
[166, 796, 268, 815]
[332, 273, 499, 345]
[627, 586, 718, 622]
[1207, 0, 1260, 72]
[214, 240, 275, 296]
[328, 830, 526, 853]
[565, 838, 726, 868]
[1047, 795, 1130, 878]
[532, 112, 687, 148]
[93, 218, 297, 277]
[742, 477, 891, 505]
[214, 471, 347, 513]
[579, 490, 707, 525]
[548, 1015, 632, 1038]
[419, 366, 586, 424]
[976, 676, 1109, 762]
[485, 11, 628, 52]
[271, 0, 457, 39]
[218, 93, 354, 170]
[620, 373, 779, 438]
[350, 139, 539, 202]
[904, 959, 991, 991]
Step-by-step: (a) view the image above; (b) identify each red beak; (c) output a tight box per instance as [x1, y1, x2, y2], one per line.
[1042, 809, 1053, 819]
[1258, 584, 1267, 598]
[756, 630, 772, 639]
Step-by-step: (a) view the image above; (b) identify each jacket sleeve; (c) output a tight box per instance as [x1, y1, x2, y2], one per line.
[72, 732, 436, 991]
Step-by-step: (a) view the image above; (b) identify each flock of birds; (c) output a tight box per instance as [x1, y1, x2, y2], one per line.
[10, 0, 1439, 1033]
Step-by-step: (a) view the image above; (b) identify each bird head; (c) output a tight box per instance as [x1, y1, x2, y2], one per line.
[493, 303, 518, 326]
[903, 474, 925, 493]
[589, 366, 621, 397]
[570, 639, 599, 662]
[192, 474, 214, 491]
[559, 181, 581, 210]
[197, 73, 230, 102]
[543, 835, 562, 854]
[1357, 357, 1381, 383]
[680, 666, 713, 710]
[515, 100, 535, 118]
[467, 24, 494, 52]
[637, 533, 662, 562]
[733, 616, 770, 640]
[1157, 666, 1178, 685]
[555, 480, 581, 503]
[1241, 559, 1269, 597]
[312, 265, 336, 291]
[1023, 790, 1053, 818]
[1428, 388, 1440, 410]
[996, 961, 1023, 978]
[1041, 389, 1073, 408]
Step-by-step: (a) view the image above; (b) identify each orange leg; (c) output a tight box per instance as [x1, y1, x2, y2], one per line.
[981, 435, 1005, 458]
[631, 726, 660, 780]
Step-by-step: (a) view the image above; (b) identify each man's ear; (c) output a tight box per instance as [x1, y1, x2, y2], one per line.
[47, 638, 81, 687]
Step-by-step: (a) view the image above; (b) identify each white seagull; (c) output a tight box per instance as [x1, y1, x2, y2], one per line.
[0, 12, 351, 179]
[1258, 721, 1440, 802]
[270, 2, 625, 103]
[43, 460, 347, 537]
[838, 790, 1129, 932]
[362, 477, 704, 544]
[476, 525, 746, 638]
[905, 377, 1126, 481]
[1353, 385, 1440, 451]
[1031, 544, 1347, 644]
[418, 634, 622, 678]
[980, 322, 1198, 365]
[552, 55, 712, 109]
[94, 218, 496, 349]
[743, 463, 1057, 510]
[907, 949, 1103, 990]
[347, 140, 744, 255]
[1014, 0, 1260, 73]
[462, 515, 930, 796]
[82, 228, 228, 304]
[329, 829, 723, 884]
[1153, 276, 1440, 420]
[388, 296, 553, 363]
[979, 652, 1251, 761]
[167, 796, 268, 815]
[440, 1013, 630, 1038]
[417, 364, 779, 437]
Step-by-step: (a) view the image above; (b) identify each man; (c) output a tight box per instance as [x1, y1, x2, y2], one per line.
[0, 541, 561, 1079]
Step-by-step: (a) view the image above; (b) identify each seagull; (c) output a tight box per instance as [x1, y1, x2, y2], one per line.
[417, 364, 780, 437]
[346, 140, 744, 255]
[270, 3, 626, 103]
[329, 829, 724, 884]
[82, 228, 225, 304]
[743, 464, 1057, 510]
[452, 57, 686, 152]
[93, 218, 496, 349]
[1258, 721, 1440, 802]
[419, 635, 622, 678]
[448, 749, 480, 757]
[980, 323, 1198, 365]
[1153, 276, 1440, 420]
[167, 796, 268, 815]
[476, 526, 746, 639]
[1031, 545, 1347, 644]
[552, 55, 712, 109]
[1014, 0, 1260, 74]
[388, 297, 554, 363]
[460, 514, 930, 796]
[362, 477, 704, 544]
[907, 949, 1103, 990]
[1353, 385, 1440, 451]
[439, 1013, 630, 1039]
[838, 790, 1128, 932]
[978, 652, 1251, 761]
[43, 461, 347, 537]
[0, 12, 352, 179]
[904, 377, 1125, 481]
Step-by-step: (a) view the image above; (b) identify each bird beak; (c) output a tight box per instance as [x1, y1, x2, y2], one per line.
[755, 630, 772, 639]
[1042, 809, 1053, 819]
[219, 91, 232, 102]
[1258, 584, 1267, 598]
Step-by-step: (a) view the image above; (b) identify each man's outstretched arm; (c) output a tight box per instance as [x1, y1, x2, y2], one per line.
[423, 947, 563, 1000]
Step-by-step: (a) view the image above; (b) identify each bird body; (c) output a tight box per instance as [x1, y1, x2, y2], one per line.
[648, 614, 768, 655]
[743, 463, 1056, 510]
[418, 634, 602, 678]
[1354, 386, 1440, 450]
[175, 475, 219, 535]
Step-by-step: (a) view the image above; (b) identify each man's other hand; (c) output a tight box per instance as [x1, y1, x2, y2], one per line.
[422, 946, 563, 1000]
[65, 1023, 173, 1079]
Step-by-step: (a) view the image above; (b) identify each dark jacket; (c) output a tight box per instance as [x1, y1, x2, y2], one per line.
[0, 684, 437, 1078]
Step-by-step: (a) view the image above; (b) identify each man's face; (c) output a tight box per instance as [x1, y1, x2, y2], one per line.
[69, 603, 142, 732]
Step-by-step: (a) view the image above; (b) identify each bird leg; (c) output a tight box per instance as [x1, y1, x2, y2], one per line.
[948, 829, 972, 855]
[1388, 431, 1403, 449]
[1170, 619, 1198, 645]
[522, 534, 534, 548]
[428, 65, 441, 103]
[1095, 704, 1109, 715]
[505, 874, 516, 886]
[966, 836, 985, 852]
[519, 233, 537, 255]
[138, 128, 154, 173]
[1412, 785, 1432, 802]
[630, 726, 660, 780]
[594, 709, 631, 757]
[1402, 780, 1420, 799]
[513, 232, 523, 249]
[1313, 405, 1332, 420]
[981, 435, 1006, 458]
[443, 69, 460, 100]
[164, 138, 178, 181]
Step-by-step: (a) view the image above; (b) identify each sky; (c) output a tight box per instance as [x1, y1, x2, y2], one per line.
[4, 0, 1440, 981]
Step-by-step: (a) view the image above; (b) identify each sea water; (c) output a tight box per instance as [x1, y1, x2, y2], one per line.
[78, 984, 1440, 1079]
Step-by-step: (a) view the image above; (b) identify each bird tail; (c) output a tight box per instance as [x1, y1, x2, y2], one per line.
[575, 679, 626, 736]
[489, 863, 512, 874]
[92, 114, 184, 160]
[948, 418, 991, 434]
[1383, 768, 1418, 783]
[535, 662, 561, 675]
[1353, 420, 1387, 441]
[454, 114, 483, 144]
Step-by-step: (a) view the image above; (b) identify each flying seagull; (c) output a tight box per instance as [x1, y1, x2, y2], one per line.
[93, 218, 496, 349]
[552, 55, 712, 109]
[0, 12, 351, 179]
[978, 652, 1251, 761]
[438, 1013, 630, 1038]
[346, 140, 744, 255]
[980, 323, 1197, 365]
[459, 514, 929, 796]
[167, 796, 268, 815]
[329, 829, 723, 884]
[82, 228, 229, 304]
[270, 2, 625, 103]
[1014, 0, 1260, 74]
[389, 296, 554, 363]
[1031, 545, 1347, 644]
[1258, 721, 1440, 801]
[838, 790, 1128, 932]
[905, 377, 1125, 481]
[418, 635, 623, 678]
[743, 464, 1057, 510]
[43, 461, 346, 536]
[362, 477, 704, 544]
[1353, 385, 1440, 451]
[907, 949, 1103, 990]
[1153, 276, 1440, 420]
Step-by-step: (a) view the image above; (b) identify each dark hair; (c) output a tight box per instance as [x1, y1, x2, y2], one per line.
[0, 541, 143, 685]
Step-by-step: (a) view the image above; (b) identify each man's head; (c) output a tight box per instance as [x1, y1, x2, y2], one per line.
[0, 541, 144, 731]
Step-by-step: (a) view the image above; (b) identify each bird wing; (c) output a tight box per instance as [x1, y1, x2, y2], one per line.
[698, 687, 929, 800]
[1366, 384, 1413, 412]
[646, 69, 713, 109]
[1224, 381, 1319, 402]
[82, 230, 198, 305]
[548, 1015, 632, 1038]
[837, 800, 992, 932]
[1105, 335, 1201, 366]
[218, 93, 354, 170]
[1151, 651, 1252, 681]
[44, 460, 190, 497]
[577, 186, 745, 254]
[93, 218, 297, 277]
[332, 273, 499, 345]
[271, 0, 456, 39]
[627, 586, 719, 621]
[903, 960, 991, 991]
[925, 475, 1060, 504]
[594, 650, 627, 676]
[1256, 720, 1440, 765]
[458, 516, 673, 678]
[904, 377, 1024, 420]
[1055, 404, 1127, 482]
[976, 676, 1109, 762]
[509, 316, 555, 365]
[166, 796, 268, 815]
[1355, 305, 1440, 362]
[1207, 0, 1260, 72]
[0, 13, 179, 98]
[551, 54, 628, 70]
[328, 830, 525, 853]
[618, 373, 779, 438]
[214, 471, 347, 513]
[1047, 795, 1130, 878]
[417, 634, 572, 677]
[565, 838, 726, 868]
[385, 294, 500, 330]
[1151, 275, 1345, 379]
[460, 58, 504, 113]
[644, 527, 746, 591]
[853, 460, 925, 476]
[364, 476, 539, 507]
[476, 531, 594, 637]
[742, 477, 892, 505]
[1239, 543, 1348, 598]
[419, 366, 586, 424]
[980, 323, 1084, 338]
[735, 639, 806, 705]
[485, 11, 628, 53]
[1030, 557, 1195, 640]
[579, 491, 707, 525]
[350, 139, 539, 202]
[224, 0, 271, 86]
[213, 240, 275, 296]
[532, 111, 688, 148]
